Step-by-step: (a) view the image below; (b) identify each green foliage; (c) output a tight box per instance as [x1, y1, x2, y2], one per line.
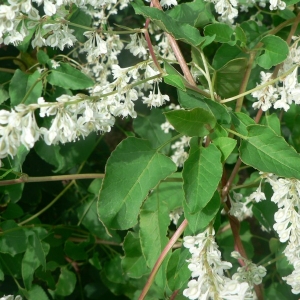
[2, 0, 300, 299]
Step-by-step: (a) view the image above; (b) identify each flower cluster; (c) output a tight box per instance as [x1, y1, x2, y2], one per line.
[231, 251, 267, 286]
[263, 174, 300, 294]
[252, 39, 300, 112]
[247, 173, 300, 294]
[228, 182, 266, 223]
[183, 227, 254, 300]
[0, 296, 22, 300]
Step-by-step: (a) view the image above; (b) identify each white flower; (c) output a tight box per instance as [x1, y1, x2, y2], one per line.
[160, 0, 177, 8]
[125, 33, 148, 58]
[0, 296, 22, 300]
[44, 0, 56, 16]
[183, 228, 251, 300]
[50, 60, 60, 69]
[142, 86, 169, 108]
[83, 31, 107, 61]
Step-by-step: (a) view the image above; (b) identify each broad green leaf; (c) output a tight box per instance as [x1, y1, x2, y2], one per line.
[133, 108, 172, 151]
[0, 220, 27, 256]
[98, 137, 176, 231]
[265, 282, 298, 300]
[240, 125, 300, 179]
[35, 132, 98, 173]
[140, 188, 171, 289]
[184, 191, 221, 234]
[27, 285, 49, 300]
[209, 123, 228, 139]
[240, 20, 267, 49]
[164, 74, 186, 91]
[212, 137, 237, 162]
[152, 173, 184, 212]
[121, 231, 149, 278]
[22, 242, 40, 290]
[55, 267, 76, 296]
[166, 0, 214, 27]
[183, 140, 222, 213]
[37, 50, 50, 65]
[166, 248, 190, 291]
[2, 203, 23, 219]
[214, 58, 248, 98]
[47, 63, 94, 90]
[269, 238, 280, 254]
[285, 0, 299, 5]
[257, 35, 289, 69]
[235, 25, 247, 46]
[77, 195, 121, 242]
[0, 87, 9, 104]
[28, 232, 48, 270]
[204, 23, 235, 45]
[131, 4, 214, 48]
[261, 113, 281, 136]
[178, 90, 231, 125]
[9, 69, 42, 105]
[165, 108, 216, 137]
[212, 44, 248, 69]
[64, 241, 88, 261]
[89, 252, 102, 270]
[276, 244, 294, 277]
[231, 112, 255, 136]
[69, 8, 92, 43]
[252, 200, 277, 233]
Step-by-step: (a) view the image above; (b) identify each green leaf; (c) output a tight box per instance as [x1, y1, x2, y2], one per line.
[55, 267, 77, 296]
[140, 188, 171, 289]
[204, 23, 235, 44]
[261, 113, 281, 136]
[212, 44, 248, 69]
[28, 232, 48, 270]
[164, 74, 186, 91]
[0, 87, 9, 104]
[184, 191, 221, 234]
[27, 285, 49, 300]
[69, 8, 92, 43]
[214, 58, 248, 98]
[121, 231, 149, 278]
[257, 35, 289, 69]
[98, 137, 176, 231]
[240, 20, 266, 49]
[133, 108, 172, 151]
[164, 108, 216, 137]
[37, 51, 50, 65]
[77, 195, 121, 242]
[178, 90, 231, 125]
[212, 137, 237, 162]
[64, 240, 88, 261]
[240, 125, 300, 179]
[265, 282, 298, 300]
[231, 112, 255, 136]
[0, 220, 27, 256]
[131, 3, 214, 48]
[47, 63, 94, 90]
[166, 0, 214, 28]
[2, 203, 24, 219]
[9, 70, 42, 106]
[166, 248, 190, 291]
[183, 140, 222, 213]
[22, 242, 41, 290]
[35, 132, 98, 173]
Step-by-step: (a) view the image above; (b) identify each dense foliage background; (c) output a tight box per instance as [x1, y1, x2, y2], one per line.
[1, 0, 300, 299]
